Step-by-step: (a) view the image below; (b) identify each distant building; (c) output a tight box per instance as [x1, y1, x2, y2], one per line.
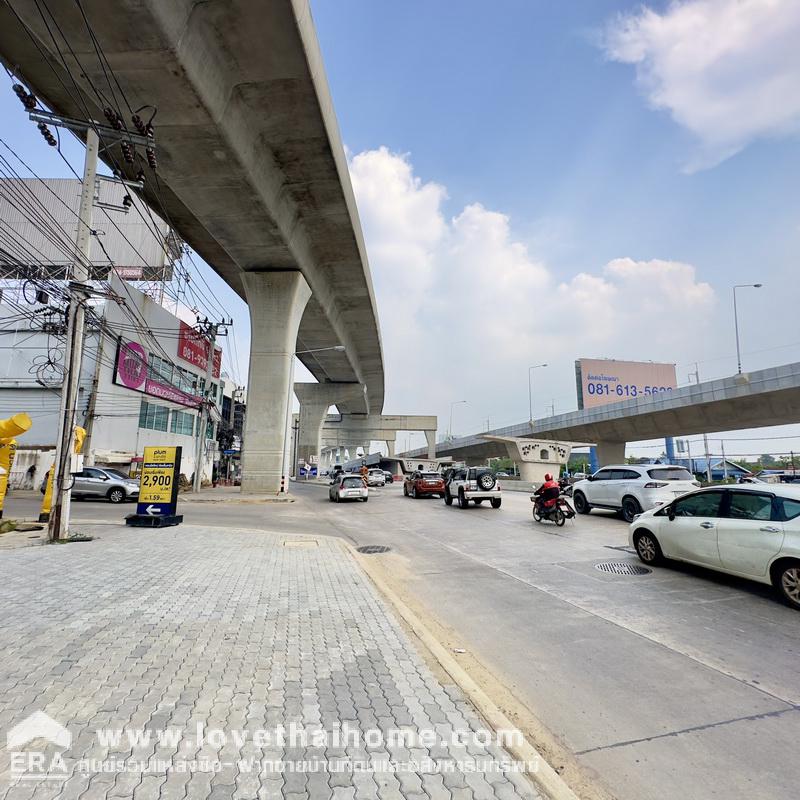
[672, 457, 750, 481]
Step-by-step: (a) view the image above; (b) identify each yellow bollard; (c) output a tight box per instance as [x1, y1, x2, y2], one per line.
[0, 439, 17, 520]
[39, 426, 86, 523]
[0, 413, 31, 520]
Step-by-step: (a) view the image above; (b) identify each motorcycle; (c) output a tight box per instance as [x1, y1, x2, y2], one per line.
[531, 493, 576, 526]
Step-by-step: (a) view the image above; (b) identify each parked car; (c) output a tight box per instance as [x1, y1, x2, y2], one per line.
[366, 468, 386, 487]
[328, 475, 369, 503]
[629, 484, 800, 610]
[444, 467, 502, 509]
[572, 464, 699, 523]
[382, 470, 394, 484]
[40, 466, 140, 504]
[328, 465, 345, 483]
[404, 471, 445, 498]
[495, 471, 510, 478]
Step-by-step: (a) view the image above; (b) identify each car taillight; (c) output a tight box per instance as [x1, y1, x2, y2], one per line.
[467, 481, 477, 490]
[644, 481, 668, 488]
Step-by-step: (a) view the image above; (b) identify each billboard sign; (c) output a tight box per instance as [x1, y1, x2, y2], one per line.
[114, 339, 201, 408]
[576, 359, 677, 410]
[177, 321, 222, 379]
[136, 446, 181, 517]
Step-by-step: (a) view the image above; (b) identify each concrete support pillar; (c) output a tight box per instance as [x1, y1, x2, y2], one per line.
[385, 439, 395, 457]
[424, 430, 436, 460]
[361, 443, 370, 457]
[294, 382, 364, 477]
[241, 270, 311, 493]
[595, 441, 626, 467]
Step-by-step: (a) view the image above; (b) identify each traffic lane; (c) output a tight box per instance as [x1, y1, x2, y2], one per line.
[345, 484, 800, 705]
[299, 482, 800, 799]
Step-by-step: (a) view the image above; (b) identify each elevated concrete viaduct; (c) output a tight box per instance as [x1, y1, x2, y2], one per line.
[0, 0, 384, 492]
[404, 363, 800, 467]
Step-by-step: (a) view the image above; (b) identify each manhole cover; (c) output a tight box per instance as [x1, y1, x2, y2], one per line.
[357, 545, 391, 554]
[594, 561, 651, 576]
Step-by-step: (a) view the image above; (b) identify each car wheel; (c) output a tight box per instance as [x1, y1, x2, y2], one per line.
[411, 486, 417, 499]
[458, 490, 469, 509]
[444, 490, 453, 506]
[773, 560, 800, 610]
[573, 491, 591, 515]
[490, 498, 501, 509]
[108, 488, 125, 504]
[622, 496, 642, 523]
[554, 508, 565, 527]
[634, 530, 664, 566]
[403, 484, 408, 496]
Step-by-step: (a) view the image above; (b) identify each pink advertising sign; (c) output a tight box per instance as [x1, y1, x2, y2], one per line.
[576, 358, 677, 410]
[114, 339, 201, 408]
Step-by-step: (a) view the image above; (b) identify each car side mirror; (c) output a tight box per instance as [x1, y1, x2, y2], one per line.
[101, 476, 110, 481]
[587, 475, 594, 481]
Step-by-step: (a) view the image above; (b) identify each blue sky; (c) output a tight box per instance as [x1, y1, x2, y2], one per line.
[2, 0, 800, 462]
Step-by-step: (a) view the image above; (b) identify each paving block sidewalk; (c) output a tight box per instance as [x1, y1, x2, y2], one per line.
[0, 525, 541, 800]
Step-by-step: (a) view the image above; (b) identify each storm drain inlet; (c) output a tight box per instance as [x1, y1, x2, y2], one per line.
[357, 545, 391, 555]
[594, 561, 652, 576]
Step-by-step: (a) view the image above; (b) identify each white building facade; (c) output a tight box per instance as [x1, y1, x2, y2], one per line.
[0, 275, 223, 486]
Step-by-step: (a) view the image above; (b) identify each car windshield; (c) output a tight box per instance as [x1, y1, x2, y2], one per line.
[648, 468, 694, 481]
[102, 468, 130, 479]
[342, 477, 364, 488]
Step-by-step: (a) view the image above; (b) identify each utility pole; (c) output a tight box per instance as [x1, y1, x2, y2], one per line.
[48, 129, 99, 541]
[703, 433, 712, 484]
[721, 440, 729, 481]
[192, 319, 229, 492]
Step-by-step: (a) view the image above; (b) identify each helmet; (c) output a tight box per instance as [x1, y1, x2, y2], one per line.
[545, 473, 552, 481]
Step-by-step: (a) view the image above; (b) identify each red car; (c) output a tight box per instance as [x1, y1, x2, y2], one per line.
[403, 470, 445, 498]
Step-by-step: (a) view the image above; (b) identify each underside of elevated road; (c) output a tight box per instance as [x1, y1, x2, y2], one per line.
[0, 0, 385, 491]
[404, 362, 800, 464]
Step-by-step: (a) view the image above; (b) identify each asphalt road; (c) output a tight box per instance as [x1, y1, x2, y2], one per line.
[6, 483, 798, 800]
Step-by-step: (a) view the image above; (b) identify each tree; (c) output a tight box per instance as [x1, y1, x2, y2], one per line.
[760, 454, 776, 467]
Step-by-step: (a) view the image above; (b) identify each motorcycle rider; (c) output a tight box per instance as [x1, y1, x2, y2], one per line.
[534, 473, 560, 512]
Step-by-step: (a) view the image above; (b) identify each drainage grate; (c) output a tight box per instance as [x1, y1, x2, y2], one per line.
[357, 545, 391, 555]
[594, 561, 651, 576]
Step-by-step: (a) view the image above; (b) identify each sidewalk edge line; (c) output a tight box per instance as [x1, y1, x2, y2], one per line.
[350, 545, 581, 800]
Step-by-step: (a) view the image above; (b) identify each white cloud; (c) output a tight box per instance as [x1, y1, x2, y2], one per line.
[349, 147, 716, 431]
[601, 0, 800, 169]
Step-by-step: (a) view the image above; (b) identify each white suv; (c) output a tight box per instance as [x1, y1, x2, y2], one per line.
[366, 468, 386, 487]
[572, 464, 700, 522]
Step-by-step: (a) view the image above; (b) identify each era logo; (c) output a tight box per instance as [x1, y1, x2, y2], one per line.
[6, 711, 71, 782]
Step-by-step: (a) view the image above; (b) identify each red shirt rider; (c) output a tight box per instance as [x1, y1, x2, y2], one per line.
[534, 473, 560, 508]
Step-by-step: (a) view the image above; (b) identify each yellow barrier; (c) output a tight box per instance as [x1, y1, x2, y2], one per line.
[39, 426, 86, 523]
[0, 413, 31, 520]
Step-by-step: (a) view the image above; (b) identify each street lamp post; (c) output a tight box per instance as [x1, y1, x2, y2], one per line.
[296, 345, 346, 355]
[448, 400, 467, 439]
[733, 284, 762, 374]
[528, 363, 547, 421]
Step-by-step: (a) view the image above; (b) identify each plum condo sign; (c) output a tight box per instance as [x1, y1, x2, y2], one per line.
[125, 446, 183, 528]
[575, 358, 677, 410]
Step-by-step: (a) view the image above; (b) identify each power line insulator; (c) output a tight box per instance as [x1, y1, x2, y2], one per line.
[131, 113, 146, 135]
[145, 147, 157, 169]
[121, 141, 135, 164]
[122, 194, 132, 208]
[104, 106, 123, 131]
[135, 169, 145, 183]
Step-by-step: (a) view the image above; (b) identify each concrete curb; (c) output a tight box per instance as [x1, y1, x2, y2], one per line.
[351, 546, 581, 800]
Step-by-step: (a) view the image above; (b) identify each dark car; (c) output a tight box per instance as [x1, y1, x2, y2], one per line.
[403, 471, 445, 498]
